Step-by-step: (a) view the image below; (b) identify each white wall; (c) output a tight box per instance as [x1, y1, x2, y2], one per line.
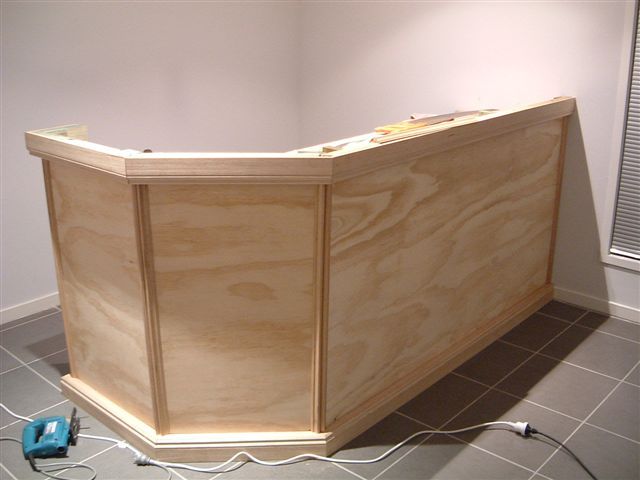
[299, 1, 639, 320]
[3, 1, 639, 321]
[1, 1, 300, 320]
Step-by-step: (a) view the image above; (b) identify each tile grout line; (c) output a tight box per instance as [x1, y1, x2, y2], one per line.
[581, 310, 640, 326]
[369, 389, 476, 480]
[209, 461, 245, 480]
[0, 345, 62, 392]
[169, 467, 190, 480]
[452, 371, 584, 423]
[0, 399, 69, 431]
[0, 462, 19, 480]
[439, 310, 590, 431]
[452, 371, 640, 446]
[0, 347, 68, 377]
[393, 411, 549, 479]
[333, 462, 370, 480]
[370, 431, 435, 480]
[535, 311, 578, 324]
[571, 323, 640, 345]
[583, 419, 640, 446]
[48, 442, 191, 480]
[369, 310, 590, 480]
[51, 444, 117, 479]
[540, 307, 640, 331]
[528, 358, 640, 480]
[0, 310, 61, 333]
[497, 338, 631, 383]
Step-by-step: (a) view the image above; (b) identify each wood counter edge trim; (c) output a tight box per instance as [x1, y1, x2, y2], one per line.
[125, 175, 333, 185]
[25, 98, 574, 185]
[61, 375, 333, 461]
[332, 97, 576, 182]
[132, 185, 171, 434]
[311, 185, 332, 432]
[324, 284, 554, 453]
[29, 150, 128, 181]
[546, 117, 570, 284]
[26, 129, 127, 177]
[41, 160, 78, 375]
[123, 156, 334, 182]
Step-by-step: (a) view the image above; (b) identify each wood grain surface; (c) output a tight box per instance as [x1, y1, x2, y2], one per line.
[325, 119, 564, 427]
[148, 184, 319, 433]
[47, 161, 154, 425]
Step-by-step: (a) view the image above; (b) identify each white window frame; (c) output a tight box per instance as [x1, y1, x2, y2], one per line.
[601, 0, 640, 273]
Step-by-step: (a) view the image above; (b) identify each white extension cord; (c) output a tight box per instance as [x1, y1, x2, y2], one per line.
[1, 403, 533, 478]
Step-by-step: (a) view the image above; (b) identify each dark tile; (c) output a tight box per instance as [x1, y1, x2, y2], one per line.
[625, 364, 640, 387]
[0, 308, 59, 333]
[588, 382, 639, 442]
[0, 366, 65, 428]
[541, 325, 639, 379]
[28, 349, 70, 386]
[444, 389, 579, 471]
[539, 424, 639, 480]
[0, 312, 66, 363]
[538, 301, 586, 322]
[502, 313, 570, 351]
[331, 412, 427, 479]
[576, 311, 640, 342]
[0, 402, 120, 480]
[399, 374, 487, 428]
[497, 355, 618, 420]
[455, 341, 531, 386]
[0, 348, 22, 374]
[378, 434, 532, 479]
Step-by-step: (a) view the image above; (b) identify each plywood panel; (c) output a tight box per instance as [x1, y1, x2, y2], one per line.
[149, 184, 318, 433]
[47, 161, 154, 425]
[326, 119, 564, 426]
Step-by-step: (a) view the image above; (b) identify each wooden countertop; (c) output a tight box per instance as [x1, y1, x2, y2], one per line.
[25, 96, 575, 184]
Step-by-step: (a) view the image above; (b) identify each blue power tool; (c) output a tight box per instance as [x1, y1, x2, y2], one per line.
[22, 407, 80, 468]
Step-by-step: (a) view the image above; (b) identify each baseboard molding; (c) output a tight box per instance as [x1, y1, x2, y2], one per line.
[554, 287, 639, 323]
[0, 292, 60, 325]
[62, 375, 332, 461]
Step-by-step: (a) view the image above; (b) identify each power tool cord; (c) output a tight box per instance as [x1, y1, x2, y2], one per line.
[1, 403, 598, 479]
[527, 426, 599, 480]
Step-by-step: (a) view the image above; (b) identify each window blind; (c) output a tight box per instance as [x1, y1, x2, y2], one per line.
[610, 8, 640, 261]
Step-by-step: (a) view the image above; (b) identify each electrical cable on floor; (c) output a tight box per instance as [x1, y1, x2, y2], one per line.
[0, 437, 22, 443]
[527, 426, 599, 480]
[0, 403, 598, 480]
[29, 460, 98, 480]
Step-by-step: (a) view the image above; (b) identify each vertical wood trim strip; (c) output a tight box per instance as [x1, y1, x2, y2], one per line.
[133, 185, 170, 434]
[42, 159, 78, 375]
[546, 117, 570, 284]
[311, 184, 332, 432]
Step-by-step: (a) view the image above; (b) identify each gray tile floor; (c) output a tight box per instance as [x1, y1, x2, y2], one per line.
[0, 301, 638, 480]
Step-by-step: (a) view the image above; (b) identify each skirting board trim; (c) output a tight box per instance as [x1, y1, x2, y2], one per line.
[0, 292, 60, 325]
[554, 286, 640, 323]
[61, 375, 332, 462]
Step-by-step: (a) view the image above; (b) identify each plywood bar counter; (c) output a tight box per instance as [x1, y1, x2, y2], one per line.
[26, 97, 575, 461]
